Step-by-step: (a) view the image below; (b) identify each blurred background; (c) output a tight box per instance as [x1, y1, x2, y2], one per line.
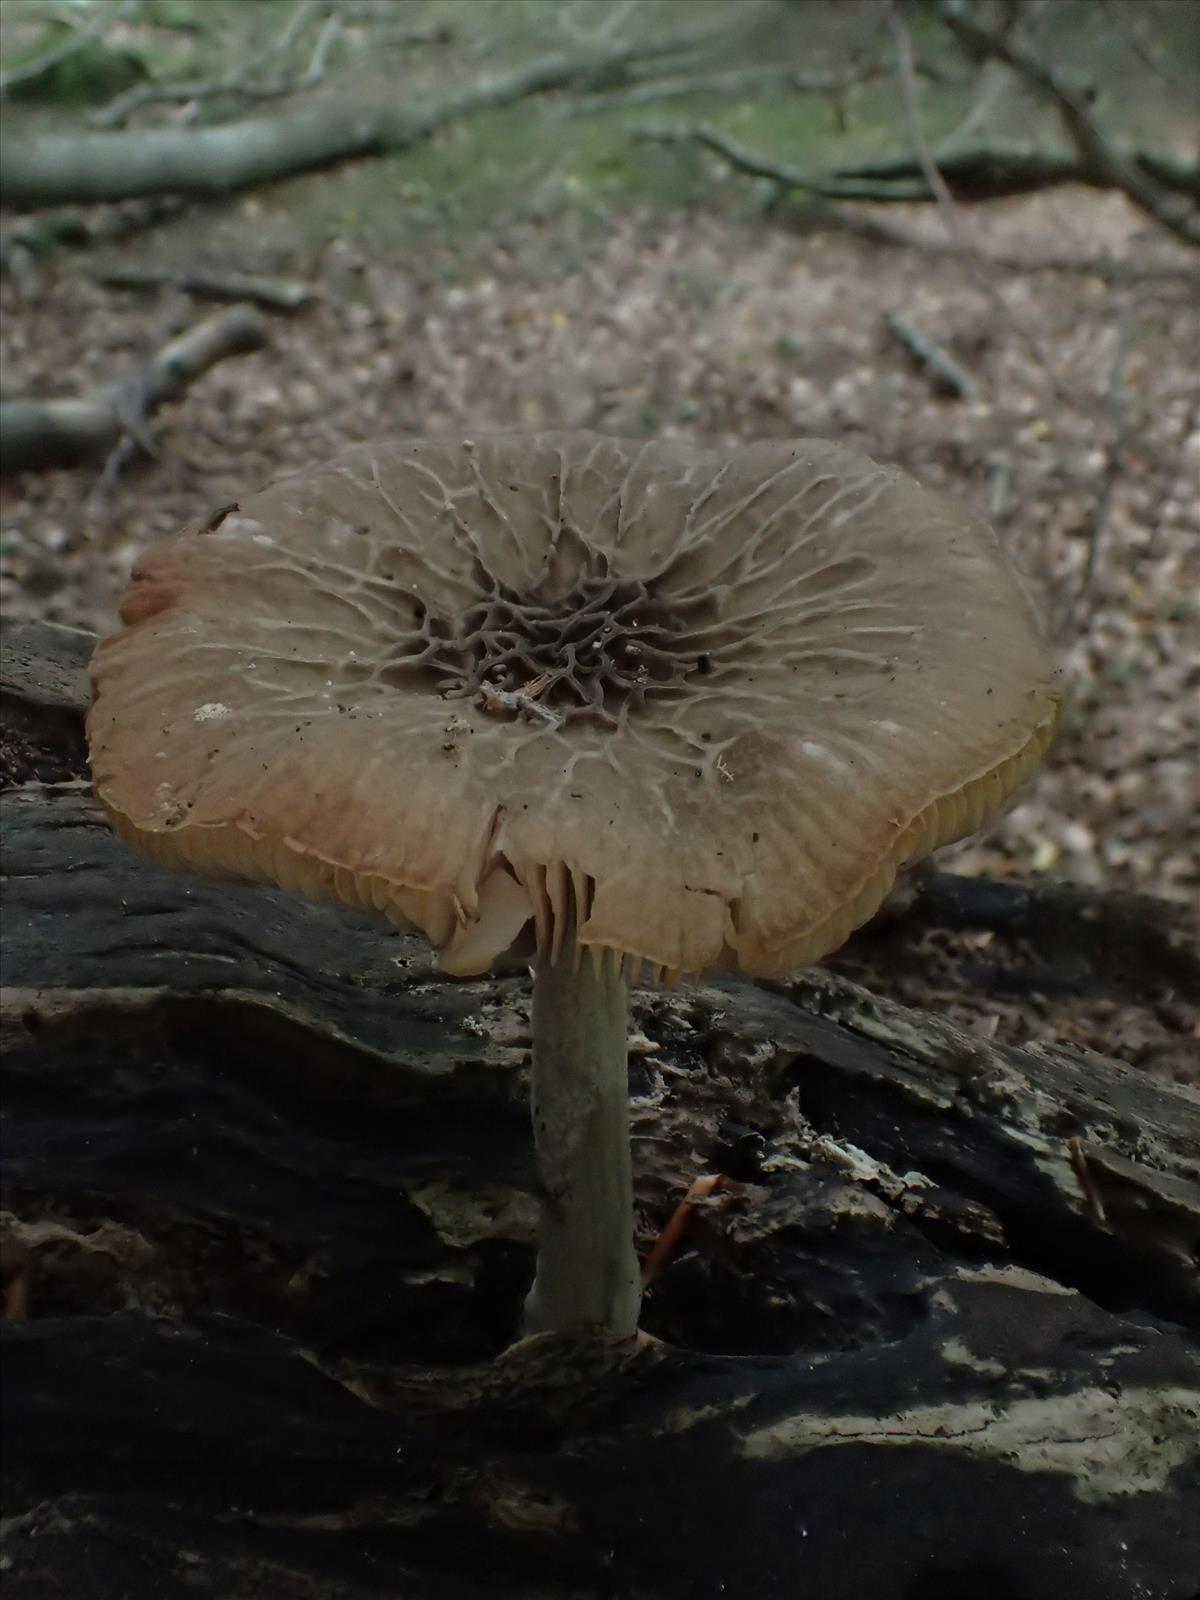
[1, 0, 1197, 909]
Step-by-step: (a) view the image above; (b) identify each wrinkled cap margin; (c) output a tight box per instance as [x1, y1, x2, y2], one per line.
[87, 432, 1060, 979]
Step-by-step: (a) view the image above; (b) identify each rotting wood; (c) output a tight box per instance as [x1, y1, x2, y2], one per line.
[2, 625, 1198, 1598]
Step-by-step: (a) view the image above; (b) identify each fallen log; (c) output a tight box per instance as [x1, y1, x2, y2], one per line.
[0, 33, 703, 209]
[0, 303, 266, 474]
[1, 619, 1197, 1600]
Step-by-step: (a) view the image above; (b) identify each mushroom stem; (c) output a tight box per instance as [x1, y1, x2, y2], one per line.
[523, 945, 640, 1339]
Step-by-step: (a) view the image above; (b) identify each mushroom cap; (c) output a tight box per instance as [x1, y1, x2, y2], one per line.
[88, 433, 1059, 979]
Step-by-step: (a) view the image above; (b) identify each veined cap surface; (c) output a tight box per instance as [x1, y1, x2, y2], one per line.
[88, 433, 1060, 977]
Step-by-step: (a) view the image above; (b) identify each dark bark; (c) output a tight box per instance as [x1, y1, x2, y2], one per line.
[637, 122, 1200, 220]
[837, 144, 1200, 202]
[893, 860, 1200, 997]
[2, 620, 1198, 1600]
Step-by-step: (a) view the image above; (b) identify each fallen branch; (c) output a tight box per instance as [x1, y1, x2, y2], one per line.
[882, 309, 977, 399]
[928, 0, 1200, 247]
[835, 143, 1200, 202]
[636, 120, 1200, 224]
[638, 126, 1200, 285]
[99, 265, 317, 313]
[2, 33, 702, 208]
[634, 122, 931, 202]
[0, 304, 267, 475]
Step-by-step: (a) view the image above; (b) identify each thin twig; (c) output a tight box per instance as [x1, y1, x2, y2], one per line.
[0, 0, 140, 100]
[1097, 0, 1195, 94]
[635, 123, 935, 202]
[569, 61, 882, 117]
[883, 309, 978, 399]
[89, 371, 159, 518]
[888, 1, 1063, 391]
[92, 0, 339, 127]
[262, 0, 323, 66]
[1068, 1137, 1107, 1226]
[99, 265, 317, 313]
[936, 0, 1050, 152]
[1058, 302, 1139, 636]
[641, 1174, 735, 1287]
[929, 0, 1200, 247]
[986, 454, 1013, 523]
[1148, 393, 1200, 557]
[299, 10, 344, 86]
[938, 59, 1009, 152]
[558, 0, 638, 47]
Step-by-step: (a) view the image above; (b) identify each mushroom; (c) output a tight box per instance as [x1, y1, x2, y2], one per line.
[87, 433, 1060, 1340]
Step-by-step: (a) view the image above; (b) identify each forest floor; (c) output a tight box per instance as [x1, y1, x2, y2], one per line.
[2, 23, 1199, 1600]
[2, 1, 1197, 906]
